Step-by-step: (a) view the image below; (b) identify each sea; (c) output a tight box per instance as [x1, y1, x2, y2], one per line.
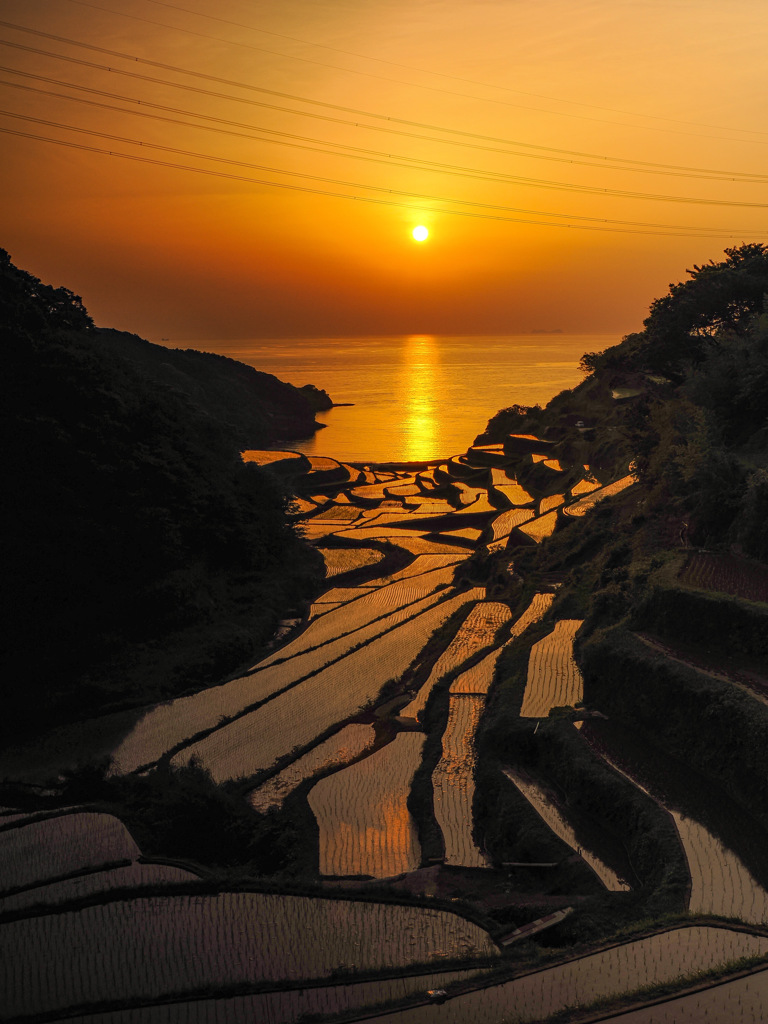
[213, 334, 616, 463]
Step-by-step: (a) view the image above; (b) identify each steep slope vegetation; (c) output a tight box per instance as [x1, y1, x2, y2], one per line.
[1, 249, 324, 736]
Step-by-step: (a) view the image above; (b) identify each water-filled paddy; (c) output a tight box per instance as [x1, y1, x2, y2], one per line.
[1, 892, 497, 1017]
[309, 732, 425, 877]
[520, 619, 584, 717]
[365, 927, 768, 1023]
[433, 696, 488, 867]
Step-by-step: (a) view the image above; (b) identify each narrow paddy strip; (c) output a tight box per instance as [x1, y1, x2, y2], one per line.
[588, 740, 768, 924]
[309, 732, 425, 877]
[247, 724, 376, 813]
[0, 892, 497, 1018]
[596, 966, 768, 1023]
[0, 862, 200, 914]
[517, 509, 559, 542]
[501, 766, 630, 891]
[563, 473, 636, 517]
[519, 619, 584, 718]
[170, 589, 485, 782]
[400, 602, 511, 720]
[433, 697, 488, 868]
[365, 927, 768, 1023]
[48, 970, 491, 1024]
[0, 813, 140, 892]
[110, 568, 458, 774]
[319, 547, 385, 577]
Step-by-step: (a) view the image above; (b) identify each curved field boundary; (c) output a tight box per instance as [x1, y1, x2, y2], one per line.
[488, 508, 535, 543]
[247, 724, 376, 813]
[570, 476, 601, 496]
[520, 619, 584, 718]
[309, 733, 425, 878]
[353, 927, 768, 1023]
[634, 633, 768, 709]
[170, 590, 485, 782]
[432, 697, 488, 868]
[0, 861, 200, 915]
[0, 813, 141, 894]
[400, 603, 511, 720]
[0, 893, 498, 1018]
[586, 740, 768, 924]
[563, 474, 636, 517]
[593, 962, 768, 1022]
[45, 970, 491, 1024]
[110, 568, 459, 774]
[539, 493, 565, 514]
[501, 766, 629, 891]
[517, 509, 559, 543]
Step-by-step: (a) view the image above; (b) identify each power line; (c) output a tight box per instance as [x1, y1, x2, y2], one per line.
[7, 75, 768, 208]
[3, 17, 768, 162]
[130, 0, 768, 141]
[1, 113, 765, 237]
[5, 64, 768, 186]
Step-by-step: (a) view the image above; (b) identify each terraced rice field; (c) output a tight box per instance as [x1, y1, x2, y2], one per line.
[1, 892, 497, 1018]
[433, 697, 488, 867]
[449, 644, 506, 695]
[597, 966, 768, 1023]
[678, 551, 768, 603]
[311, 505, 362, 523]
[309, 733, 425, 877]
[110, 568, 459, 773]
[540, 493, 565, 514]
[0, 812, 140, 892]
[563, 473, 636, 517]
[589, 741, 768, 924]
[518, 509, 559, 542]
[319, 546, 385, 578]
[400, 601, 511, 719]
[509, 593, 555, 638]
[370, 927, 768, 1023]
[368, 554, 468, 585]
[52, 971, 491, 1024]
[171, 590, 484, 781]
[0, 861, 200, 913]
[570, 475, 601, 496]
[488, 508, 535, 542]
[501, 767, 630, 891]
[520, 619, 584, 717]
[677, 816, 768, 923]
[247, 724, 376, 813]
[389, 536, 478, 556]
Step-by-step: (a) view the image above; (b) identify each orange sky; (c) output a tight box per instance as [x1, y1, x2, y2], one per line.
[1, 0, 767, 343]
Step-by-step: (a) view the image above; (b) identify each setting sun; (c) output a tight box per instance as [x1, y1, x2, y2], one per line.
[412, 226, 429, 242]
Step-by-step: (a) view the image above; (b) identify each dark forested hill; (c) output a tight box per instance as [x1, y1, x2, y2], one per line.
[1, 249, 324, 738]
[480, 243, 768, 557]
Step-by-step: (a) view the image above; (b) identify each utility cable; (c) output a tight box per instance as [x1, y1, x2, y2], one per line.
[1, 119, 764, 239]
[4, 66, 768, 185]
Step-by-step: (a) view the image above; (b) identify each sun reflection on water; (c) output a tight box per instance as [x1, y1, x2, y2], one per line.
[400, 334, 440, 461]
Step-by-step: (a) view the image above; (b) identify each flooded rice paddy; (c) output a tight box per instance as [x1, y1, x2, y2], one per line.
[247, 724, 376, 813]
[433, 696, 488, 867]
[5, 432, 766, 1021]
[520, 619, 584, 718]
[582, 720, 768, 924]
[501, 766, 630, 891]
[309, 732, 425, 877]
[368, 927, 768, 1023]
[2, 892, 497, 1017]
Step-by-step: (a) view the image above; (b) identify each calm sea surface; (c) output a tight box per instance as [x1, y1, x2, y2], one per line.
[214, 334, 614, 463]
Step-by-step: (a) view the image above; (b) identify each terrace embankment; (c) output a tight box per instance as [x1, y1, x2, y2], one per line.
[579, 622, 768, 840]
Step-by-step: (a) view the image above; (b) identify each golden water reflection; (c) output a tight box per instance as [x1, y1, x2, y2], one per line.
[400, 334, 439, 461]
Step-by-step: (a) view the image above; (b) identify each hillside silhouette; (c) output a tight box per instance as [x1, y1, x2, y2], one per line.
[1, 249, 325, 737]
